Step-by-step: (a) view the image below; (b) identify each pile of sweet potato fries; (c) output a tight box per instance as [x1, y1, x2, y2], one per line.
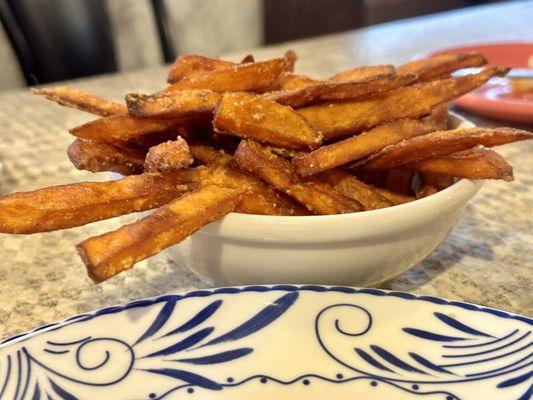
[0, 50, 531, 283]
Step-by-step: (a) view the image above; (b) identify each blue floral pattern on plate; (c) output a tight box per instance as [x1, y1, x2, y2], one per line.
[0, 286, 531, 399]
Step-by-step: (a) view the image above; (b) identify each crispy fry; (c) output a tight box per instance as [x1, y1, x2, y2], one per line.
[78, 185, 244, 282]
[32, 87, 127, 117]
[126, 89, 221, 119]
[384, 169, 414, 195]
[189, 143, 306, 215]
[205, 165, 307, 216]
[407, 147, 514, 181]
[240, 54, 255, 63]
[235, 140, 362, 214]
[420, 172, 454, 190]
[284, 50, 298, 72]
[294, 118, 436, 176]
[416, 184, 439, 199]
[425, 103, 449, 130]
[278, 73, 322, 90]
[329, 65, 396, 82]
[167, 55, 235, 83]
[318, 169, 392, 210]
[166, 58, 289, 93]
[0, 173, 196, 234]
[375, 188, 415, 205]
[70, 115, 187, 144]
[213, 92, 322, 149]
[67, 139, 145, 175]
[144, 137, 193, 172]
[398, 53, 487, 81]
[298, 67, 508, 139]
[189, 142, 229, 165]
[355, 127, 533, 170]
[268, 73, 416, 108]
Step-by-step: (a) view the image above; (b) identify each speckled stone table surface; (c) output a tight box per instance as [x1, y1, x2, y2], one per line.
[0, 1, 532, 339]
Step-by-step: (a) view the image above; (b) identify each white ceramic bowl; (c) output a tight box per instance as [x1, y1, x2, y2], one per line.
[165, 113, 483, 287]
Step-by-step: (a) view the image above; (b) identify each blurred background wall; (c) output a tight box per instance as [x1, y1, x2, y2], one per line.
[0, 0, 509, 91]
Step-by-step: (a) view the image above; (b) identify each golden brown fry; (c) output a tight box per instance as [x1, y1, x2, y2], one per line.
[294, 119, 436, 177]
[398, 53, 487, 81]
[32, 87, 127, 117]
[189, 143, 306, 215]
[278, 73, 322, 90]
[167, 55, 235, 83]
[375, 188, 415, 205]
[144, 137, 193, 172]
[235, 140, 362, 214]
[355, 127, 533, 170]
[78, 185, 244, 283]
[420, 171, 454, 191]
[70, 115, 187, 144]
[317, 169, 393, 210]
[126, 89, 221, 119]
[329, 65, 396, 82]
[425, 103, 449, 130]
[298, 67, 508, 140]
[0, 172, 196, 234]
[384, 169, 415, 195]
[166, 58, 289, 93]
[407, 147, 514, 181]
[67, 138, 145, 175]
[205, 165, 307, 216]
[416, 184, 439, 199]
[284, 50, 298, 72]
[189, 142, 229, 165]
[268, 73, 416, 108]
[213, 92, 322, 149]
[240, 54, 255, 63]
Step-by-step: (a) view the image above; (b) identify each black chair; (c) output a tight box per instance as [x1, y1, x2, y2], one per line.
[0, 0, 176, 86]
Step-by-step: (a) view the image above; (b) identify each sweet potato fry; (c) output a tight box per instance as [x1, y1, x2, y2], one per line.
[32, 87, 127, 117]
[406, 147, 514, 181]
[355, 127, 533, 170]
[68, 138, 145, 175]
[189, 143, 306, 215]
[375, 187, 415, 205]
[213, 92, 322, 149]
[317, 169, 392, 210]
[284, 50, 298, 72]
[425, 103, 449, 130]
[294, 118, 436, 176]
[278, 73, 322, 90]
[70, 115, 188, 144]
[126, 89, 221, 119]
[398, 53, 487, 81]
[167, 55, 235, 83]
[298, 67, 508, 139]
[0, 172, 197, 234]
[144, 137, 193, 172]
[78, 185, 244, 282]
[240, 54, 255, 63]
[166, 58, 289, 93]
[329, 65, 395, 82]
[384, 169, 415, 195]
[235, 140, 362, 214]
[268, 73, 416, 108]
[416, 172, 454, 198]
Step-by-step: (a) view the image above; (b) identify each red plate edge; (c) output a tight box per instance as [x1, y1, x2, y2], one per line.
[420, 42, 533, 123]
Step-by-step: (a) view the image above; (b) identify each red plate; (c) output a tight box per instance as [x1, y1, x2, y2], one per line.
[422, 42, 533, 123]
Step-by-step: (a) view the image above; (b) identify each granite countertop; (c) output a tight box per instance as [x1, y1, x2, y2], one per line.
[0, 1, 532, 339]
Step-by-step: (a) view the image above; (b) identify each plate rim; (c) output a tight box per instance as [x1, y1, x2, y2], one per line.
[2, 285, 531, 347]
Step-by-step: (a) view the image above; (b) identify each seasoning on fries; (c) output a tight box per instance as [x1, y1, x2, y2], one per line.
[0, 49, 529, 282]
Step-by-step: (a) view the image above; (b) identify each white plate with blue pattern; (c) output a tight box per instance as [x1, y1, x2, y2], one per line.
[0, 286, 531, 399]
